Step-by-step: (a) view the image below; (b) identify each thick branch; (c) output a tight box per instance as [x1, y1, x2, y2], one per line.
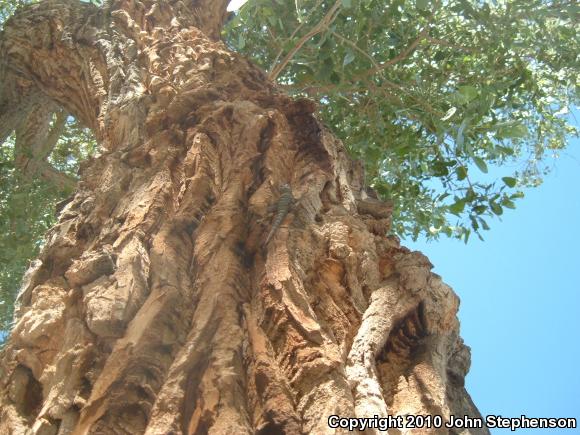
[192, 0, 230, 41]
[12, 103, 76, 191]
[0, 91, 38, 145]
[1, 1, 104, 130]
[16, 158, 77, 191]
[36, 110, 69, 161]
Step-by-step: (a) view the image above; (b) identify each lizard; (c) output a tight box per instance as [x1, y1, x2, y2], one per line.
[264, 183, 295, 245]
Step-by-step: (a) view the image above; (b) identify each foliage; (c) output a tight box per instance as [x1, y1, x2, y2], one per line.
[0, 0, 25, 22]
[0, 141, 57, 334]
[225, 0, 579, 241]
[0, 120, 96, 338]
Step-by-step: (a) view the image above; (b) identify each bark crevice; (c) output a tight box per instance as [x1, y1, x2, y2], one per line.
[1, 1, 487, 434]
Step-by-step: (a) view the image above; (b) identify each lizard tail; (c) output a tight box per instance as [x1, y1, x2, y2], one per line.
[264, 228, 275, 245]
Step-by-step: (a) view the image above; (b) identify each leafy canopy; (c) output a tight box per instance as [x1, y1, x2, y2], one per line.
[227, 0, 578, 240]
[0, 0, 578, 335]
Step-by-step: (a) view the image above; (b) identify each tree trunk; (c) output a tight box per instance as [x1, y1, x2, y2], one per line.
[0, 1, 488, 434]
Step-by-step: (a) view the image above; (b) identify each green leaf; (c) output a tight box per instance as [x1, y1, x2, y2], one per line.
[455, 166, 468, 180]
[441, 107, 457, 121]
[496, 145, 515, 156]
[457, 85, 478, 103]
[497, 123, 528, 139]
[470, 215, 479, 230]
[343, 51, 355, 67]
[432, 161, 449, 176]
[341, 0, 352, 8]
[501, 176, 517, 188]
[489, 201, 503, 215]
[417, 0, 429, 11]
[267, 15, 277, 26]
[473, 205, 487, 214]
[479, 217, 490, 230]
[473, 156, 488, 173]
[501, 198, 516, 209]
[456, 118, 469, 148]
[449, 200, 466, 215]
[463, 229, 471, 243]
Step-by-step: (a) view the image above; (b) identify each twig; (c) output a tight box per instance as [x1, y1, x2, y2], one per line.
[426, 36, 476, 53]
[268, 0, 342, 81]
[330, 30, 380, 70]
[351, 0, 441, 82]
[354, 26, 430, 82]
[269, 0, 325, 71]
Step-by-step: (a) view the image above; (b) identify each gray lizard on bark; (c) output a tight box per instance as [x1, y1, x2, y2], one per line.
[264, 183, 295, 245]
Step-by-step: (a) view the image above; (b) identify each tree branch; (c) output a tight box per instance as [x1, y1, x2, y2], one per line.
[330, 30, 381, 71]
[1, 0, 104, 131]
[10, 96, 76, 191]
[350, 25, 431, 83]
[338, 1, 441, 84]
[427, 36, 477, 53]
[0, 88, 41, 146]
[191, 0, 230, 41]
[268, 0, 325, 74]
[39, 160, 77, 191]
[268, 0, 342, 81]
[36, 110, 68, 161]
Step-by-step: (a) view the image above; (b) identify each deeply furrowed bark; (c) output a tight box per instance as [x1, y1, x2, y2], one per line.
[0, 1, 488, 434]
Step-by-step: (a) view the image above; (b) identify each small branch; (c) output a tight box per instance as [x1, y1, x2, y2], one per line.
[12, 98, 76, 191]
[330, 30, 380, 70]
[268, 0, 342, 81]
[283, 3, 441, 98]
[349, 0, 441, 82]
[353, 26, 430, 82]
[269, 0, 325, 72]
[426, 36, 477, 53]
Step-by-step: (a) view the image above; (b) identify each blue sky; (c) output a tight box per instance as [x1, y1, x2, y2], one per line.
[408, 127, 580, 432]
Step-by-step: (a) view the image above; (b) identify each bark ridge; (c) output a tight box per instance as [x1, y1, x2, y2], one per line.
[0, 1, 487, 434]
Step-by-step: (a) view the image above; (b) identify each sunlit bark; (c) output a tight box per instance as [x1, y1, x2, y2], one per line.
[0, 1, 487, 433]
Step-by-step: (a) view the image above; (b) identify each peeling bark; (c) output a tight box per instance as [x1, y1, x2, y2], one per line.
[0, 1, 488, 434]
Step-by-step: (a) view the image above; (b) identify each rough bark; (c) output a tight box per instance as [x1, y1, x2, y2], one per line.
[0, 1, 488, 434]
